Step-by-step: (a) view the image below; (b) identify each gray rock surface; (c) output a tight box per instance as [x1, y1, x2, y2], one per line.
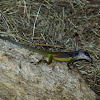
[0, 39, 96, 100]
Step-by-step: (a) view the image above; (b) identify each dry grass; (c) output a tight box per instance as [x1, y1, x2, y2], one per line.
[0, 0, 100, 99]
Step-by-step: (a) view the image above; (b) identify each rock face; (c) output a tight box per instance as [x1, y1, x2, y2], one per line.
[0, 38, 96, 100]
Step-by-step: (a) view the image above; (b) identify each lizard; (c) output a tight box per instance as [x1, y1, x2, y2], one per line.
[0, 36, 92, 69]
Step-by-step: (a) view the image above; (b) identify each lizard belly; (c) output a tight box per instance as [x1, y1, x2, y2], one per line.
[53, 57, 72, 61]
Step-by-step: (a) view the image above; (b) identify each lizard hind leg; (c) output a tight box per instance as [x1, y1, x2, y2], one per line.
[38, 55, 53, 64]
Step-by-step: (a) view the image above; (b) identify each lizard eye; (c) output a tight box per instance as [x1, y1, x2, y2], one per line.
[84, 52, 90, 57]
[74, 52, 78, 56]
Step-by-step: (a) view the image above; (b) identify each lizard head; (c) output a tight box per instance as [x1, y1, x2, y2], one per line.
[73, 50, 92, 63]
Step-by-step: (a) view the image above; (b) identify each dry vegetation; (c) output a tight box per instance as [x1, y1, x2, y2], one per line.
[0, 0, 100, 99]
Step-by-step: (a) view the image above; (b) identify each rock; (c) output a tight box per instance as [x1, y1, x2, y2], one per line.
[0, 38, 96, 100]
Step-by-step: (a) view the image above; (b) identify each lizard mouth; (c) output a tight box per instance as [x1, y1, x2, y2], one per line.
[86, 57, 92, 63]
[72, 58, 92, 64]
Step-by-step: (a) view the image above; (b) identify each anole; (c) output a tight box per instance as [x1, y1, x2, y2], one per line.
[0, 36, 92, 69]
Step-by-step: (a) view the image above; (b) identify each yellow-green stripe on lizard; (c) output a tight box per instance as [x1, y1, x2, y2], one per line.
[0, 36, 92, 69]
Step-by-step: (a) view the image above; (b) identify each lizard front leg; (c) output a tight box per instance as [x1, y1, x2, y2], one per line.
[67, 58, 77, 69]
